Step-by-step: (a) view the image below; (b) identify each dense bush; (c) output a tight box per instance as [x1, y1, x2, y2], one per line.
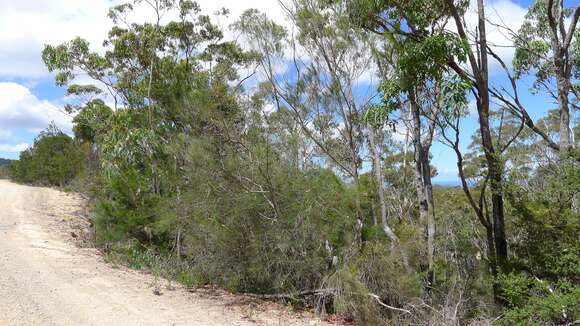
[497, 273, 579, 325]
[10, 124, 83, 186]
[498, 159, 580, 325]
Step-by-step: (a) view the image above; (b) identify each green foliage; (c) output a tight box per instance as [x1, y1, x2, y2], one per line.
[25, 0, 579, 324]
[440, 74, 472, 116]
[350, 0, 472, 129]
[72, 99, 113, 143]
[507, 160, 579, 278]
[362, 103, 396, 129]
[496, 155, 580, 325]
[320, 241, 423, 325]
[398, 33, 469, 88]
[10, 124, 83, 186]
[497, 274, 579, 325]
[513, 0, 579, 90]
[158, 137, 358, 294]
[233, 9, 287, 57]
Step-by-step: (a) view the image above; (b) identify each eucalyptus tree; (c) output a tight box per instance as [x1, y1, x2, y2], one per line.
[407, 85, 440, 288]
[42, 0, 254, 248]
[366, 79, 443, 288]
[350, 0, 578, 277]
[346, 0, 520, 276]
[354, 0, 469, 288]
[234, 1, 406, 253]
[513, 0, 579, 150]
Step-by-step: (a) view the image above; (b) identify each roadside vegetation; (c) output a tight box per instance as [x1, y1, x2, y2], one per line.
[5, 0, 579, 324]
[9, 123, 83, 186]
[0, 158, 13, 178]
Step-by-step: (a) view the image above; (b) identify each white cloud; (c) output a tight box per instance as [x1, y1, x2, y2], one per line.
[0, 0, 285, 80]
[461, 0, 528, 73]
[0, 82, 72, 133]
[468, 99, 478, 116]
[391, 119, 410, 143]
[0, 1, 115, 79]
[262, 102, 276, 116]
[0, 0, 528, 81]
[0, 143, 29, 153]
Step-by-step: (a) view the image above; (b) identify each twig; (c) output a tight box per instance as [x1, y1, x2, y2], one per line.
[368, 293, 412, 314]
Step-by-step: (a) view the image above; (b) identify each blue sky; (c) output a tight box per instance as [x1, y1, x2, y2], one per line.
[0, 0, 572, 184]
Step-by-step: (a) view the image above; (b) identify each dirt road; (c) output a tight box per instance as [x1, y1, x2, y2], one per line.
[0, 180, 326, 326]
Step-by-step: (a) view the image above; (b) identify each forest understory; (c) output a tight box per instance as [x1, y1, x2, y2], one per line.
[4, 0, 579, 325]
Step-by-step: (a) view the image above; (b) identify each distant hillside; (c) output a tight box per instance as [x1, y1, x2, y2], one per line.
[0, 158, 13, 167]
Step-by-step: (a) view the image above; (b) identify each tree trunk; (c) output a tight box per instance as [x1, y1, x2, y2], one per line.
[409, 90, 436, 288]
[476, 0, 508, 269]
[368, 126, 410, 269]
[368, 129, 387, 224]
[368, 127, 398, 243]
[410, 93, 428, 226]
[422, 157, 436, 289]
[554, 58, 571, 150]
[548, 0, 573, 150]
[353, 172, 365, 250]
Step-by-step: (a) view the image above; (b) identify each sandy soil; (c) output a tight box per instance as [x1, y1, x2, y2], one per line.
[0, 180, 330, 326]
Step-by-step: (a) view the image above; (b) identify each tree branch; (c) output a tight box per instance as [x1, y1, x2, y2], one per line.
[563, 5, 580, 50]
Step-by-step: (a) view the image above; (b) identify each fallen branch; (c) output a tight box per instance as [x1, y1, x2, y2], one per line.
[246, 289, 333, 300]
[368, 293, 412, 314]
[246, 289, 412, 314]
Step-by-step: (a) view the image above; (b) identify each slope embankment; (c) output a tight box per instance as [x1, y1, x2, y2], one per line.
[0, 180, 327, 326]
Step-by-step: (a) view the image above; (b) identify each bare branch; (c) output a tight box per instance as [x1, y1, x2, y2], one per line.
[485, 44, 561, 151]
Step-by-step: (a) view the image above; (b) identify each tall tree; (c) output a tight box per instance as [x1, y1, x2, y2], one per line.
[348, 0, 514, 272]
[234, 2, 406, 252]
[513, 0, 579, 150]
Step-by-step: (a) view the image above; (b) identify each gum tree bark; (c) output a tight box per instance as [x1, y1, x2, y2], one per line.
[408, 89, 437, 288]
[367, 126, 410, 269]
[547, 0, 579, 150]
